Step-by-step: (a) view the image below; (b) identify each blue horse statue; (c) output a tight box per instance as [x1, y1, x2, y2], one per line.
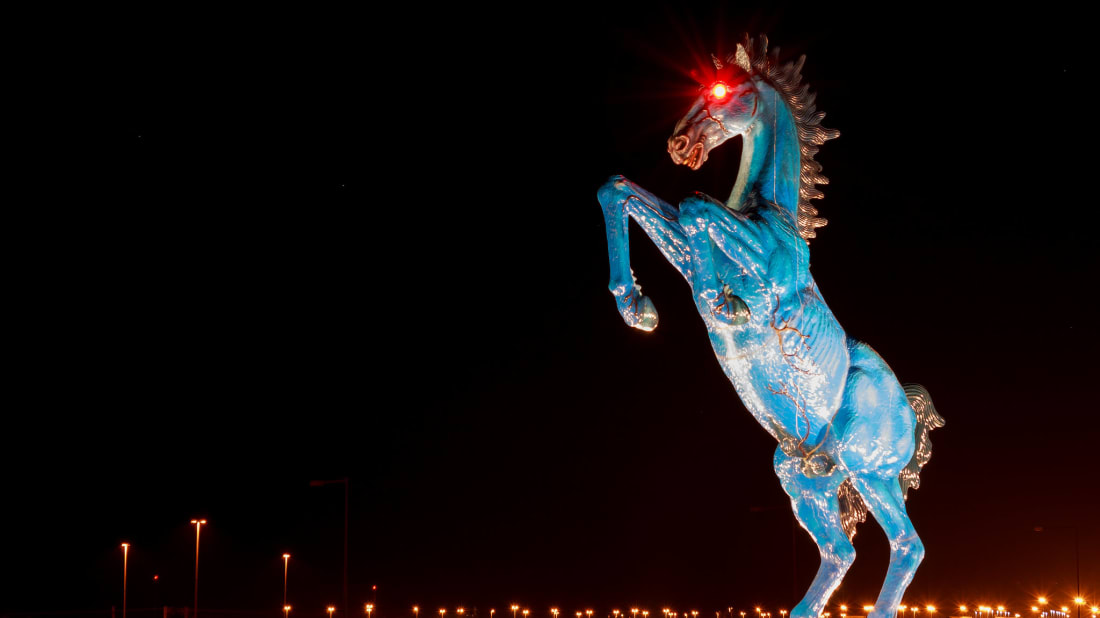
[598, 35, 943, 617]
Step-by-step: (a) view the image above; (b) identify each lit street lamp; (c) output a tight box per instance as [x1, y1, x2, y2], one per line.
[284, 606, 292, 618]
[282, 554, 291, 610]
[329, 606, 337, 618]
[121, 543, 130, 618]
[415, 607, 419, 618]
[513, 606, 520, 618]
[367, 604, 374, 618]
[190, 519, 206, 618]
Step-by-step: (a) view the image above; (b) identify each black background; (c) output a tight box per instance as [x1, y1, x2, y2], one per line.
[6, 2, 1096, 617]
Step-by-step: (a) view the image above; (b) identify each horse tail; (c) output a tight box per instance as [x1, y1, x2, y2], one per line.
[898, 383, 945, 499]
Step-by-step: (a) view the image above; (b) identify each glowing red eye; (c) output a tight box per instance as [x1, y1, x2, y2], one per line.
[711, 82, 728, 99]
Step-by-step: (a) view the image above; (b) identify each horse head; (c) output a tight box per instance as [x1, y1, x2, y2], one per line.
[667, 48, 758, 171]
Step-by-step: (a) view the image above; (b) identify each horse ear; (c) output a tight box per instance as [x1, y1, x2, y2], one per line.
[734, 44, 752, 72]
[711, 53, 723, 70]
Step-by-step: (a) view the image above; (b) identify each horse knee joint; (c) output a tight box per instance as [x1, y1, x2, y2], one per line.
[894, 534, 924, 567]
[598, 175, 630, 204]
[826, 542, 855, 570]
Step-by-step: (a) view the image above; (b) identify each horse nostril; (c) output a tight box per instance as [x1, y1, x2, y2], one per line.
[668, 135, 689, 155]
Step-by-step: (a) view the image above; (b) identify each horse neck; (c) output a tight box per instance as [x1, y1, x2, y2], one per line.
[726, 79, 801, 219]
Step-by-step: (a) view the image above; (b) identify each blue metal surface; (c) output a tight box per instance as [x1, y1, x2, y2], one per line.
[598, 35, 943, 618]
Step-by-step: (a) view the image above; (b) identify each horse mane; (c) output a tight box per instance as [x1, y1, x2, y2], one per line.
[725, 35, 839, 240]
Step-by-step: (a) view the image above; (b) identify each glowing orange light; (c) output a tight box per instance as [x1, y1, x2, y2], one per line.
[153, 574, 159, 580]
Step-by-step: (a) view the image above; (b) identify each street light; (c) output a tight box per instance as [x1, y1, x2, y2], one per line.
[121, 543, 130, 618]
[284, 606, 292, 618]
[329, 607, 337, 618]
[367, 604, 374, 618]
[190, 519, 206, 618]
[415, 607, 419, 618]
[552, 609, 559, 618]
[282, 554, 291, 610]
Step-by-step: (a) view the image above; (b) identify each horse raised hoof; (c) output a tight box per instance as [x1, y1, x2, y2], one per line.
[632, 294, 659, 331]
[615, 288, 659, 332]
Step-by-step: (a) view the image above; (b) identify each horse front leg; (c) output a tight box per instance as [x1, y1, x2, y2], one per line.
[597, 175, 692, 331]
[679, 194, 754, 326]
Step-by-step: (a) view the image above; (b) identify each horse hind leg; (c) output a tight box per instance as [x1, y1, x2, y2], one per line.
[773, 448, 855, 618]
[848, 474, 925, 618]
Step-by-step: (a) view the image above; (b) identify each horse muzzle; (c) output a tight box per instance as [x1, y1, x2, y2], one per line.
[668, 135, 705, 170]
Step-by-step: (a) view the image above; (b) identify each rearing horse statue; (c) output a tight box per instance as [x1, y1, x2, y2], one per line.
[598, 35, 943, 617]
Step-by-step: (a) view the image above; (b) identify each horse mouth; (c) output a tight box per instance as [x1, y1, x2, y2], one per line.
[684, 142, 705, 170]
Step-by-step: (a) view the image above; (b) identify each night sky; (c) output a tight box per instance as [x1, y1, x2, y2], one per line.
[7, 3, 1096, 617]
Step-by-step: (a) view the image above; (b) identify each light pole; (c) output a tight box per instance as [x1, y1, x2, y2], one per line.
[311, 478, 350, 618]
[329, 606, 337, 618]
[285, 606, 292, 618]
[121, 543, 130, 618]
[283, 553, 291, 610]
[191, 519, 206, 618]
[415, 607, 419, 618]
[513, 605, 520, 618]
[1036, 524, 1082, 618]
[367, 603, 374, 618]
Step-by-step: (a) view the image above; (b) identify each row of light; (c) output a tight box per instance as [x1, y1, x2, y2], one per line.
[119, 536, 1097, 618]
[372, 605, 1100, 618]
[273, 603, 1099, 618]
